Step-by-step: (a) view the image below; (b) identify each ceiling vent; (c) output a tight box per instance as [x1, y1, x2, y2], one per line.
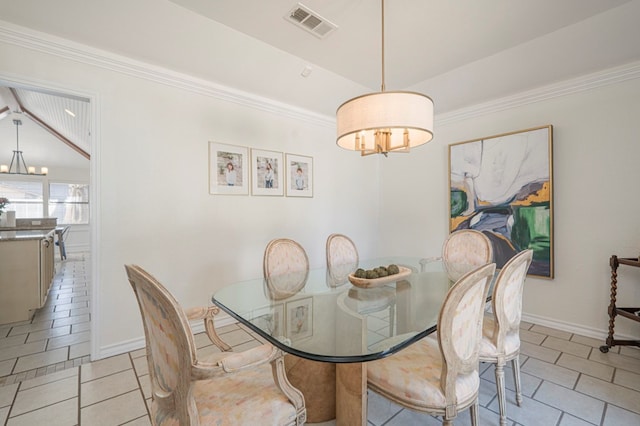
[285, 3, 337, 39]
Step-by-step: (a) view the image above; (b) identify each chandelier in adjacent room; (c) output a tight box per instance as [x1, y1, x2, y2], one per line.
[1, 118, 48, 175]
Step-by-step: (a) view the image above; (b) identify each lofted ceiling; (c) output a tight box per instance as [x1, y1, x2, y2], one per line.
[0, 0, 639, 137]
[0, 85, 90, 171]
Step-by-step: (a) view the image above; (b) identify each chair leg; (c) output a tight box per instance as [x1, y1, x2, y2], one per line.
[470, 399, 479, 426]
[495, 362, 508, 426]
[512, 356, 523, 406]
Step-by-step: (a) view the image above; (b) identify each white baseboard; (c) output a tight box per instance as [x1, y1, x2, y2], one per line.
[94, 314, 237, 360]
[522, 312, 638, 343]
[95, 312, 632, 361]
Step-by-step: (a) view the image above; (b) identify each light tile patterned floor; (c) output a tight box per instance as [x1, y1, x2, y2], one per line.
[0, 253, 91, 386]
[1, 254, 639, 425]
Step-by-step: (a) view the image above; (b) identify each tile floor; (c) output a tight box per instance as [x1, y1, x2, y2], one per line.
[0, 253, 91, 387]
[1, 254, 640, 425]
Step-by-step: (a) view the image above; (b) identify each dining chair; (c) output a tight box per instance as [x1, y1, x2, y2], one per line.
[421, 229, 493, 281]
[367, 263, 496, 426]
[326, 233, 359, 287]
[263, 238, 310, 300]
[125, 264, 306, 425]
[479, 249, 533, 426]
[263, 238, 337, 423]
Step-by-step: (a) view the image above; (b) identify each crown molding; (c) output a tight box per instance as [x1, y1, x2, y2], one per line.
[2, 20, 639, 130]
[0, 21, 335, 129]
[436, 60, 640, 126]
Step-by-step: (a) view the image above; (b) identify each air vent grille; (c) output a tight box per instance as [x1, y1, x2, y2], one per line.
[285, 3, 337, 39]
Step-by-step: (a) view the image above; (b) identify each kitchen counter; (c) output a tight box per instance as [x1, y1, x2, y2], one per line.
[0, 229, 55, 241]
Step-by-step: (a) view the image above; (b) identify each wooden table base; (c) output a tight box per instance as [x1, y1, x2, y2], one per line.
[285, 355, 337, 423]
[336, 362, 367, 426]
[285, 356, 368, 425]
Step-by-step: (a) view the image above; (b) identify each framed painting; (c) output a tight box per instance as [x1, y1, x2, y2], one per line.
[209, 142, 249, 195]
[251, 304, 284, 339]
[448, 125, 554, 278]
[251, 149, 284, 196]
[285, 153, 313, 197]
[286, 297, 313, 341]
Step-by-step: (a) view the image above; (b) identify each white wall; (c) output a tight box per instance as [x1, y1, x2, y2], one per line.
[379, 77, 640, 339]
[3, 20, 640, 356]
[0, 37, 382, 357]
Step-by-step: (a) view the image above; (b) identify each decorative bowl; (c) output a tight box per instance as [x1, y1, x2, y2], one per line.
[348, 266, 412, 288]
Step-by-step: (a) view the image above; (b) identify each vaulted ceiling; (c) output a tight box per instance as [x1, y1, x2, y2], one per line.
[0, 85, 90, 171]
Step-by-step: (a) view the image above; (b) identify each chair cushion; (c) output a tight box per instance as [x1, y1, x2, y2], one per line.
[151, 361, 299, 425]
[368, 336, 479, 410]
[479, 315, 520, 358]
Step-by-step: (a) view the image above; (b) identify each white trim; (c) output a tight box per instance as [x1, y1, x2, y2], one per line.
[436, 61, 640, 126]
[521, 312, 639, 343]
[3, 20, 640, 131]
[97, 312, 626, 360]
[95, 314, 237, 360]
[0, 20, 334, 129]
[89, 91, 101, 362]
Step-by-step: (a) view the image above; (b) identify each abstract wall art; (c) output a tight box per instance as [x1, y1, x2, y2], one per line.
[449, 125, 554, 278]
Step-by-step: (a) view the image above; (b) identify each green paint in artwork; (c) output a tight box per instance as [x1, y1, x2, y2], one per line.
[450, 190, 467, 217]
[511, 205, 550, 260]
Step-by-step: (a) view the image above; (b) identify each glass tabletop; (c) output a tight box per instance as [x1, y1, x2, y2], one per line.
[212, 257, 477, 363]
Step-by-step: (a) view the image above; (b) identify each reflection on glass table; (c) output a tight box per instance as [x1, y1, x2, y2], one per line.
[212, 257, 494, 425]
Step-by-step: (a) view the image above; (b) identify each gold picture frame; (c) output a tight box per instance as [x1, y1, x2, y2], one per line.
[448, 125, 554, 278]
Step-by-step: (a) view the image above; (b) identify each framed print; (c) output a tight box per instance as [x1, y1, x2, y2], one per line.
[251, 304, 284, 338]
[448, 125, 554, 278]
[285, 154, 313, 197]
[209, 142, 249, 195]
[286, 297, 313, 341]
[251, 149, 284, 196]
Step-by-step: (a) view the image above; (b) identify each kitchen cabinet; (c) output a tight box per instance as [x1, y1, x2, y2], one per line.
[0, 230, 55, 323]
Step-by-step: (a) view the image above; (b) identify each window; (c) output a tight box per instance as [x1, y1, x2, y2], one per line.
[0, 179, 90, 224]
[48, 183, 89, 225]
[0, 180, 44, 217]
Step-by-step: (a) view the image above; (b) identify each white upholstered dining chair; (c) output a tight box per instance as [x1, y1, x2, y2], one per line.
[479, 249, 533, 426]
[421, 229, 494, 281]
[263, 238, 310, 300]
[325, 233, 359, 287]
[125, 264, 306, 425]
[263, 238, 335, 423]
[367, 263, 496, 425]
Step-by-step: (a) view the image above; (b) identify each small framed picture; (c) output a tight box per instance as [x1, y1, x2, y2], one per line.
[251, 149, 284, 196]
[209, 142, 249, 195]
[286, 297, 313, 341]
[251, 304, 284, 338]
[285, 153, 313, 197]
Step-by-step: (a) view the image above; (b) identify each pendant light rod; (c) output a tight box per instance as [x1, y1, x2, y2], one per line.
[381, 0, 385, 92]
[335, 0, 434, 156]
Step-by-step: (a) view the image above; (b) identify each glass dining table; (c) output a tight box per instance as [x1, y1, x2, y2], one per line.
[212, 257, 477, 425]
